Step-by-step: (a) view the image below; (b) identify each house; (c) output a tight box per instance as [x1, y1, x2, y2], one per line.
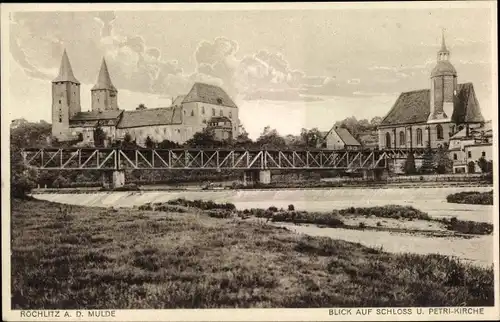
[206, 116, 233, 141]
[322, 126, 361, 150]
[448, 121, 493, 173]
[378, 32, 484, 150]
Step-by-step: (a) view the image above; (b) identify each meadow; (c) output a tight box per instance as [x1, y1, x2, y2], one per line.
[11, 198, 494, 309]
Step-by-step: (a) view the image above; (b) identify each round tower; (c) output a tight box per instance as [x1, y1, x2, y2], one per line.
[51, 50, 81, 140]
[428, 30, 457, 123]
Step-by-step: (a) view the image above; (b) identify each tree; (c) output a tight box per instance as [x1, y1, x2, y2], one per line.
[136, 103, 147, 110]
[300, 128, 322, 148]
[185, 129, 220, 147]
[158, 139, 181, 149]
[419, 148, 435, 174]
[401, 152, 417, 175]
[145, 136, 155, 149]
[93, 126, 106, 147]
[233, 130, 253, 148]
[255, 126, 287, 149]
[477, 157, 493, 174]
[434, 146, 453, 174]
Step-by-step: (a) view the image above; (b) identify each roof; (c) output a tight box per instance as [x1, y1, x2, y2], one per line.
[69, 110, 123, 127]
[208, 116, 232, 123]
[380, 83, 484, 126]
[71, 110, 123, 121]
[91, 58, 117, 91]
[431, 60, 457, 77]
[52, 50, 80, 84]
[323, 126, 361, 146]
[451, 121, 492, 140]
[182, 83, 237, 108]
[117, 107, 182, 128]
[172, 95, 186, 106]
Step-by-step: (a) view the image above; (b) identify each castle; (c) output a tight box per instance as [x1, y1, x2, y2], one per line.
[51, 51, 240, 146]
[378, 32, 485, 150]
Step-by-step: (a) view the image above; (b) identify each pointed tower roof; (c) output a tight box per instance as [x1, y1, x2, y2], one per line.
[52, 50, 80, 84]
[439, 29, 449, 53]
[91, 58, 117, 91]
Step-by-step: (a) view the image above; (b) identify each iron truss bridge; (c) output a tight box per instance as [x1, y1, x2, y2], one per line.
[20, 148, 428, 171]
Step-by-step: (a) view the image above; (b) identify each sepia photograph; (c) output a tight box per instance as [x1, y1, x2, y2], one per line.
[1, 2, 498, 321]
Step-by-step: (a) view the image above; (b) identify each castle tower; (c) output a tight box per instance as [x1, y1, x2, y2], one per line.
[52, 50, 81, 139]
[428, 30, 457, 123]
[91, 58, 118, 112]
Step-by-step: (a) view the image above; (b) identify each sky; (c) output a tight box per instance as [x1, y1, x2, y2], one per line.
[5, 4, 495, 139]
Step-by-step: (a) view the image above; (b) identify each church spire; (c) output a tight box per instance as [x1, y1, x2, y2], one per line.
[437, 29, 450, 61]
[440, 28, 448, 52]
[91, 58, 117, 91]
[52, 50, 80, 84]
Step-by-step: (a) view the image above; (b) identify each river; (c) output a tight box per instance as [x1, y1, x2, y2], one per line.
[32, 187, 495, 267]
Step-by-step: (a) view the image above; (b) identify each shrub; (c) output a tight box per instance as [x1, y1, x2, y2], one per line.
[441, 218, 493, 235]
[206, 210, 232, 219]
[288, 204, 295, 211]
[271, 211, 344, 228]
[446, 191, 493, 205]
[358, 222, 367, 229]
[166, 198, 236, 211]
[268, 206, 278, 212]
[338, 205, 431, 220]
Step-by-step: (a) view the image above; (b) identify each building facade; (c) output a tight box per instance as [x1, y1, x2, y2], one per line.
[51, 51, 239, 146]
[448, 121, 493, 173]
[378, 33, 485, 150]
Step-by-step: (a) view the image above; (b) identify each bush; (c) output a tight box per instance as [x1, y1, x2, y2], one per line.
[206, 210, 232, 219]
[358, 222, 367, 229]
[440, 218, 493, 235]
[166, 198, 236, 211]
[268, 206, 278, 212]
[446, 191, 493, 205]
[288, 204, 295, 211]
[337, 205, 431, 220]
[271, 211, 344, 228]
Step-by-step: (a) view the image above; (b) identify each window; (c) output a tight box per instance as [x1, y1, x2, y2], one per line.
[59, 99, 61, 104]
[201, 106, 205, 114]
[220, 110, 223, 116]
[59, 116, 62, 123]
[436, 124, 444, 140]
[385, 132, 391, 148]
[451, 125, 455, 134]
[183, 110, 186, 115]
[416, 128, 423, 145]
[229, 111, 232, 118]
[453, 153, 457, 160]
[164, 128, 167, 134]
[399, 131, 405, 146]
[468, 151, 472, 158]
[217, 98, 223, 104]
[191, 110, 194, 116]
[482, 151, 486, 157]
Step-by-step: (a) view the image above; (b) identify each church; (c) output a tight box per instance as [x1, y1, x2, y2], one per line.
[378, 33, 485, 150]
[51, 51, 240, 146]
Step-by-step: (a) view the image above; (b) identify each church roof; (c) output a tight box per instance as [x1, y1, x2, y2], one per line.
[117, 107, 182, 129]
[52, 50, 80, 84]
[182, 83, 237, 108]
[323, 126, 361, 146]
[380, 83, 484, 126]
[172, 95, 186, 106]
[91, 58, 117, 91]
[431, 60, 457, 77]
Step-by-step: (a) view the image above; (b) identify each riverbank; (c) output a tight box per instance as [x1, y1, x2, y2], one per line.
[11, 199, 494, 308]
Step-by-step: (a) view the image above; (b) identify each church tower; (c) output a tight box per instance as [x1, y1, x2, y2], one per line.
[91, 58, 118, 112]
[428, 30, 457, 123]
[52, 50, 81, 139]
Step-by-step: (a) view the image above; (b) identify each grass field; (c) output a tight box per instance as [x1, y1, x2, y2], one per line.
[11, 199, 494, 309]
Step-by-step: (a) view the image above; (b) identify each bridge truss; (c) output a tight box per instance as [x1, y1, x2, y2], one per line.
[20, 148, 428, 172]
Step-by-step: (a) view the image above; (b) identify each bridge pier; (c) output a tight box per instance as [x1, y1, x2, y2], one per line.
[101, 170, 125, 189]
[259, 170, 271, 185]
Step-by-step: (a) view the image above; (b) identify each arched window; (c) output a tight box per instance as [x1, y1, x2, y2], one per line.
[219, 109, 223, 116]
[229, 111, 232, 118]
[190, 110, 194, 116]
[436, 124, 444, 140]
[385, 132, 391, 148]
[201, 106, 205, 114]
[416, 128, 423, 145]
[399, 131, 405, 146]
[453, 153, 457, 160]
